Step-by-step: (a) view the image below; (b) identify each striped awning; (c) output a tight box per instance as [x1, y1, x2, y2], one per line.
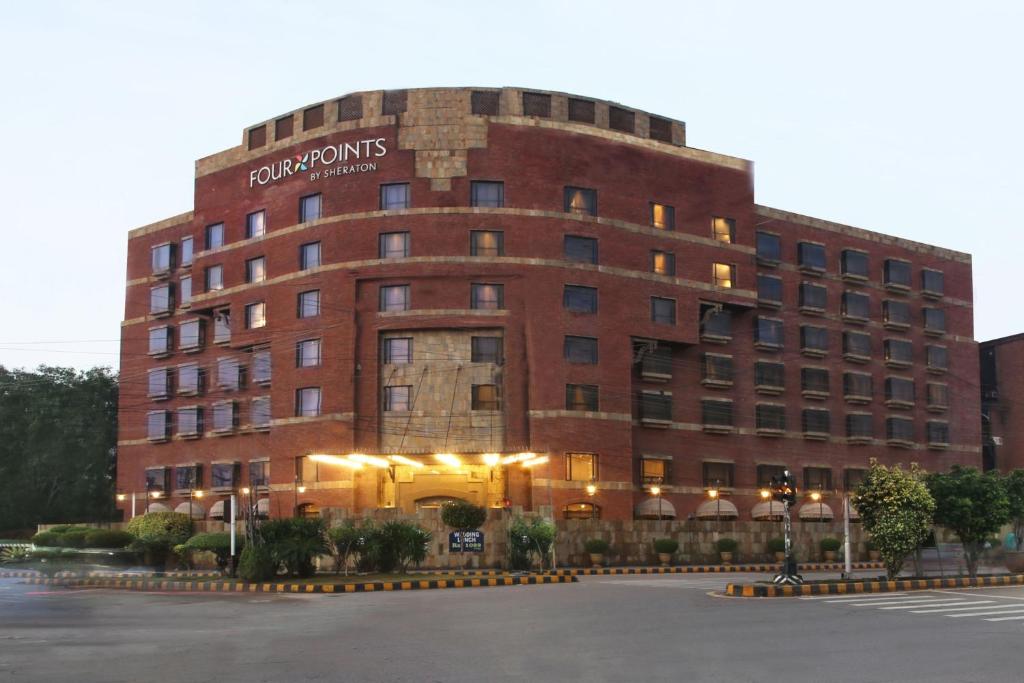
[146, 502, 171, 513]
[635, 497, 677, 519]
[174, 502, 206, 519]
[695, 499, 739, 520]
[209, 500, 226, 519]
[798, 502, 834, 520]
[751, 500, 786, 520]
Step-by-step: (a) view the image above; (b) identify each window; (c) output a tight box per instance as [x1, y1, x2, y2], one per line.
[246, 210, 266, 239]
[651, 250, 675, 276]
[564, 502, 599, 520]
[650, 203, 674, 230]
[798, 242, 826, 272]
[564, 336, 598, 364]
[379, 285, 410, 312]
[884, 259, 912, 289]
[383, 337, 412, 364]
[754, 317, 783, 348]
[471, 384, 500, 410]
[383, 385, 411, 412]
[471, 336, 503, 364]
[801, 367, 830, 395]
[648, 116, 673, 142]
[922, 269, 944, 296]
[846, 413, 873, 440]
[841, 250, 869, 279]
[842, 291, 870, 320]
[296, 387, 321, 417]
[843, 372, 873, 401]
[245, 257, 266, 284]
[701, 400, 733, 428]
[471, 90, 500, 115]
[712, 217, 735, 243]
[211, 463, 240, 489]
[701, 354, 733, 385]
[843, 331, 872, 360]
[212, 401, 238, 432]
[563, 285, 597, 313]
[249, 460, 270, 487]
[702, 306, 732, 340]
[470, 181, 504, 208]
[639, 391, 672, 422]
[756, 405, 786, 432]
[145, 467, 169, 492]
[802, 409, 831, 436]
[884, 338, 913, 366]
[564, 235, 598, 264]
[565, 384, 599, 411]
[926, 382, 949, 410]
[299, 242, 321, 270]
[148, 326, 172, 356]
[522, 91, 551, 117]
[712, 263, 735, 288]
[205, 265, 223, 292]
[564, 186, 597, 216]
[927, 421, 950, 446]
[651, 297, 676, 325]
[179, 276, 192, 307]
[755, 361, 785, 391]
[150, 284, 174, 315]
[882, 300, 911, 328]
[640, 345, 672, 379]
[251, 348, 271, 384]
[303, 104, 324, 130]
[213, 310, 231, 344]
[179, 319, 203, 351]
[299, 194, 322, 222]
[641, 457, 669, 485]
[379, 232, 410, 259]
[608, 106, 635, 132]
[804, 467, 832, 491]
[926, 345, 949, 372]
[568, 97, 595, 123]
[470, 230, 504, 256]
[703, 462, 734, 488]
[180, 237, 194, 267]
[471, 283, 504, 309]
[380, 183, 410, 210]
[175, 465, 202, 491]
[151, 243, 174, 274]
[757, 464, 787, 488]
[275, 115, 293, 140]
[800, 325, 828, 355]
[177, 363, 203, 395]
[147, 368, 172, 399]
[248, 125, 267, 149]
[566, 453, 597, 481]
[296, 339, 322, 367]
[756, 232, 781, 264]
[206, 223, 224, 250]
[382, 89, 407, 115]
[886, 417, 914, 443]
[298, 290, 320, 318]
[177, 406, 202, 437]
[295, 455, 319, 484]
[147, 410, 170, 441]
[217, 357, 243, 391]
[244, 302, 266, 329]
[799, 283, 827, 311]
[337, 93, 363, 121]
[757, 275, 782, 304]
[923, 308, 946, 335]
[885, 377, 915, 406]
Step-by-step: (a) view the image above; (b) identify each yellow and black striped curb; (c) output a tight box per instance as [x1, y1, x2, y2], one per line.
[20, 574, 577, 593]
[0, 570, 224, 580]
[552, 562, 884, 576]
[0, 571, 41, 578]
[726, 573, 1024, 597]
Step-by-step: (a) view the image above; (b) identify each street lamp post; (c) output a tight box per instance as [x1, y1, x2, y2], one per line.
[707, 486, 721, 526]
[650, 486, 663, 521]
[586, 483, 597, 519]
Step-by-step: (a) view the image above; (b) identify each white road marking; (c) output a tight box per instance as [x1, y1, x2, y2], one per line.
[844, 597, 952, 607]
[947, 608, 1024, 618]
[878, 600, 970, 610]
[984, 614, 1024, 622]
[911, 601, 997, 613]
[801, 592, 910, 601]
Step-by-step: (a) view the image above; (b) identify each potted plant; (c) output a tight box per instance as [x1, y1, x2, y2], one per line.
[820, 537, 841, 562]
[653, 538, 679, 566]
[584, 538, 610, 567]
[865, 538, 880, 562]
[716, 537, 738, 564]
[766, 537, 786, 563]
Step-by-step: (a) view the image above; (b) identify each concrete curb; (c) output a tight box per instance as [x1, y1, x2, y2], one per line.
[20, 574, 578, 594]
[553, 562, 884, 576]
[726, 573, 1024, 597]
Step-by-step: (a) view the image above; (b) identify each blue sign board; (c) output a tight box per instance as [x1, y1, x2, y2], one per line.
[449, 530, 484, 553]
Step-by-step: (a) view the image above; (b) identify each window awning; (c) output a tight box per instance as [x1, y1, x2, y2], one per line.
[635, 497, 677, 519]
[798, 502, 834, 520]
[695, 499, 739, 520]
[174, 502, 206, 519]
[146, 502, 171, 513]
[751, 500, 786, 520]
[209, 500, 226, 520]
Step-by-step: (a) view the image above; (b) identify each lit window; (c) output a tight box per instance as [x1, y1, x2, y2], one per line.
[206, 223, 224, 250]
[299, 194, 321, 223]
[205, 265, 223, 292]
[712, 263, 735, 288]
[471, 384, 500, 410]
[151, 243, 175, 274]
[380, 183, 410, 210]
[564, 235, 598, 264]
[299, 242, 321, 270]
[246, 210, 266, 239]
[470, 230, 504, 256]
[296, 339, 321, 367]
[296, 387, 321, 417]
[565, 384, 598, 411]
[379, 285, 410, 312]
[651, 297, 676, 325]
[470, 181, 504, 208]
[384, 385, 411, 412]
[641, 457, 668, 485]
[245, 257, 266, 284]
[383, 338, 412, 364]
[564, 336, 598, 364]
[379, 232, 410, 259]
[298, 290, 320, 318]
[179, 276, 192, 306]
[471, 337, 502, 364]
[650, 203, 674, 230]
[564, 186, 597, 216]
[712, 217, 735, 243]
[180, 237, 194, 267]
[563, 285, 597, 313]
[244, 302, 266, 329]
[566, 452, 597, 481]
[651, 250, 675, 276]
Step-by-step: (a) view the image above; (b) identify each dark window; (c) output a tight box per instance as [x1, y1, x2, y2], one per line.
[755, 361, 785, 389]
[712, 217, 735, 243]
[245, 256, 266, 284]
[382, 90, 407, 115]
[799, 283, 827, 310]
[846, 413, 873, 439]
[640, 346, 672, 378]
[337, 94, 362, 121]
[521, 92, 551, 117]
[383, 338, 412, 364]
[568, 98, 595, 123]
[884, 259, 912, 288]
[379, 285, 410, 312]
[564, 235, 598, 263]
[798, 242, 826, 271]
[842, 292, 871, 320]
[205, 223, 224, 250]
[145, 467, 170, 492]
[564, 187, 597, 216]
[211, 463, 240, 489]
[471, 384, 500, 411]
[801, 367, 830, 394]
[804, 467, 832, 491]
[249, 461, 270, 487]
[802, 409, 831, 435]
[922, 269, 944, 295]
[380, 183, 410, 210]
[608, 106, 635, 133]
[886, 417, 914, 442]
[175, 465, 202, 491]
[296, 339, 321, 367]
[639, 392, 672, 421]
[844, 331, 872, 358]
[298, 290, 320, 318]
[248, 125, 266, 150]
[651, 297, 676, 325]
[702, 307, 732, 339]
[648, 116, 673, 142]
[651, 250, 675, 276]
[564, 336, 598, 364]
[756, 232, 781, 264]
[470, 230, 504, 256]
[566, 453, 597, 481]
[383, 385, 411, 412]
[274, 115, 292, 140]
[885, 377, 915, 404]
[926, 382, 949, 409]
[755, 317, 783, 347]
[844, 469, 868, 490]
[927, 421, 950, 445]
[299, 194, 321, 222]
[246, 210, 266, 239]
[926, 345, 949, 371]
[563, 285, 598, 313]
[843, 372, 873, 400]
[757, 275, 783, 303]
[565, 384, 599, 411]
[303, 104, 324, 131]
[756, 405, 786, 432]
[650, 203, 675, 230]
[703, 462, 734, 488]
[379, 232, 410, 259]
[471, 337, 503, 364]
[841, 250, 869, 278]
[701, 400, 733, 427]
[883, 300, 911, 327]
[800, 326, 828, 354]
[923, 308, 946, 334]
[471, 90, 500, 116]
[702, 354, 733, 384]
[471, 283, 504, 310]
[299, 242, 321, 270]
[470, 181, 504, 208]
[757, 464, 787, 488]
[884, 339, 913, 365]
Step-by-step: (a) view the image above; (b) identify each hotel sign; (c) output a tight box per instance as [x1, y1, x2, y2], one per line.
[248, 137, 388, 188]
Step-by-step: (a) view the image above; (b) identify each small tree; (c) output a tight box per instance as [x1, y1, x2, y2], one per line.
[927, 466, 1010, 577]
[126, 512, 193, 567]
[440, 501, 487, 562]
[327, 519, 366, 575]
[1004, 470, 1024, 552]
[853, 461, 935, 579]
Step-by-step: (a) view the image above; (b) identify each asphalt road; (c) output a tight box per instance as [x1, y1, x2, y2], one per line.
[1, 572, 1022, 683]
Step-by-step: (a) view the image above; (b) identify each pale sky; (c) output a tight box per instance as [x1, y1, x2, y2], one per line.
[1, 0, 1021, 371]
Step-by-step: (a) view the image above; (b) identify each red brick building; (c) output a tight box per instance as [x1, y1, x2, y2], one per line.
[981, 334, 1024, 473]
[116, 87, 981, 524]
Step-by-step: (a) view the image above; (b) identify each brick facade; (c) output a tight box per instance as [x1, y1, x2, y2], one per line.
[981, 334, 1024, 472]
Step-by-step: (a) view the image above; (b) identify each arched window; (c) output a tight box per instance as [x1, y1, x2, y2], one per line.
[563, 502, 600, 520]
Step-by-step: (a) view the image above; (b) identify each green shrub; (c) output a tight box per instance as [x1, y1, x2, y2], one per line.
[820, 537, 842, 552]
[716, 538, 738, 553]
[653, 538, 679, 555]
[48, 525, 90, 534]
[31, 531, 60, 547]
[261, 518, 328, 577]
[584, 538, 610, 554]
[84, 529, 134, 549]
[327, 520, 369, 574]
[55, 529, 91, 548]
[126, 512, 192, 566]
[441, 501, 487, 534]
[509, 516, 556, 570]
[361, 520, 431, 573]
[180, 532, 240, 570]
[766, 537, 786, 554]
[238, 544, 277, 582]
